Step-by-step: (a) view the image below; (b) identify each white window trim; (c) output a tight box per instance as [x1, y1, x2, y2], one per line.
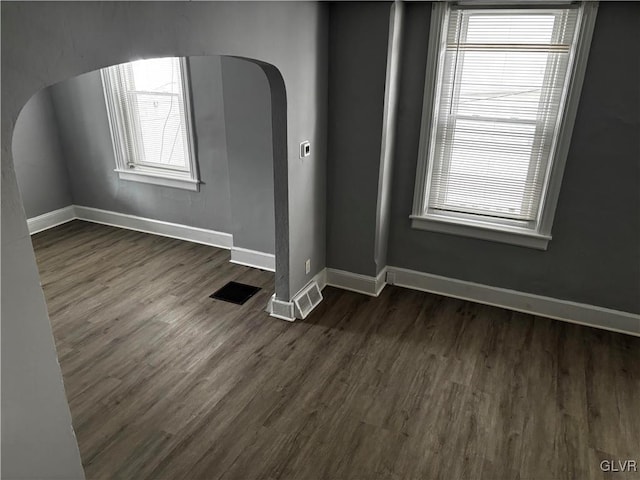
[411, 1, 598, 250]
[101, 57, 201, 191]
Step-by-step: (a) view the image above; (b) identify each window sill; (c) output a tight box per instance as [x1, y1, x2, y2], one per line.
[410, 214, 551, 250]
[115, 169, 200, 192]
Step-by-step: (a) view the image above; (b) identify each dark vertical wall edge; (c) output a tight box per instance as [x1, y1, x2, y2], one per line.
[326, 1, 391, 276]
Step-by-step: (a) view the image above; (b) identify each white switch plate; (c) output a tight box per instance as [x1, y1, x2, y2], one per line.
[300, 141, 311, 159]
[305, 259, 311, 274]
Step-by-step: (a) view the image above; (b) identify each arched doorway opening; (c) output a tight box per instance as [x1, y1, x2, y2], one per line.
[2, 4, 327, 477]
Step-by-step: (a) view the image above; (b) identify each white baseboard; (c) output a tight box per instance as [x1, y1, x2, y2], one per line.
[267, 294, 296, 322]
[320, 264, 639, 336]
[27, 206, 75, 234]
[29, 206, 284, 275]
[74, 205, 233, 249]
[31, 206, 636, 336]
[386, 266, 640, 337]
[314, 268, 328, 292]
[231, 247, 275, 272]
[326, 267, 387, 297]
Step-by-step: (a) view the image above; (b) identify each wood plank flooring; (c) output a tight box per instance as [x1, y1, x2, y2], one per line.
[33, 220, 640, 480]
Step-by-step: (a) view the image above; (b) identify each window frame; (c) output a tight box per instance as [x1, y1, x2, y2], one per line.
[411, 1, 598, 250]
[101, 57, 200, 191]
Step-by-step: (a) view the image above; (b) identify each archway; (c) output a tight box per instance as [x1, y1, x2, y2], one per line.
[13, 54, 283, 291]
[1, 2, 327, 478]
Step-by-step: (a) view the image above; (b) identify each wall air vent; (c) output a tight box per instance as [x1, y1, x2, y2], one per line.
[293, 280, 323, 319]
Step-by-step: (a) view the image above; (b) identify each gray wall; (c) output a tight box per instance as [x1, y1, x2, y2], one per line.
[2, 2, 327, 477]
[28, 54, 275, 252]
[386, 2, 640, 313]
[4, 74, 84, 480]
[13, 88, 72, 218]
[3, 0, 328, 302]
[326, 2, 391, 276]
[222, 57, 275, 254]
[324, 2, 639, 313]
[49, 57, 235, 232]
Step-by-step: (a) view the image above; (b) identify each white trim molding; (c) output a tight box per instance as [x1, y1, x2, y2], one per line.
[31, 206, 282, 295]
[74, 206, 232, 249]
[266, 295, 296, 322]
[326, 267, 388, 297]
[386, 266, 640, 337]
[28, 207, 287, 276]
[231, 247, 275, 272]
[29, 205, 636, 336]
[410, 214, 551, 250]
[114, 169, 201, 192]
[27, 206, 76, 234]
[313, 268, 328, 293]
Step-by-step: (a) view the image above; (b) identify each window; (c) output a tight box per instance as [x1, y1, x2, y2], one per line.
[101, 57, 200, 191]
[412, 2, 597, 249]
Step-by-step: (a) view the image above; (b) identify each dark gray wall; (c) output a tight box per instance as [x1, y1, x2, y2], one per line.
[222, 57, 275, 254]
[326, 2, 391, 276]
[12, 88, 72, 218]
[49, 56, 235, 232]
[386, 2, 640, 313]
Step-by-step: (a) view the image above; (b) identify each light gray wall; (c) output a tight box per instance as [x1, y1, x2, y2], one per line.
[326, 2, 391, 276]
[1, 231, 86, 480]
[49, 56, 234, 232]
[386, 2, 640, 313]
[2, 2, 327, 477]
[3, 57, 83, 480]
[222, 57, 275, 255]
[12, 88, 72, 218]
[43, 53, 275, 251]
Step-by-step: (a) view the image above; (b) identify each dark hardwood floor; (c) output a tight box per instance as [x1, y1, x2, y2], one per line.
[33, 220, 640, 480]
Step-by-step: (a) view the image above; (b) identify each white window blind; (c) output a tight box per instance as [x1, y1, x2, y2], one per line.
[102, 57, 199, 189]
[426, 6, 580, 223]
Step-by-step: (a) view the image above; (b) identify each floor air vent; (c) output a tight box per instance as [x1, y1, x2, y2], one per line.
[210, 281, 261, 305]
[293, 281, 323, 319]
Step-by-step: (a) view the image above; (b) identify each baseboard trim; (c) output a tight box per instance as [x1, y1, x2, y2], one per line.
[386, 266, 640, 337]
[74, 205, 233, 249]
[313, 268, 328, 292]
[29, 206, 285, 274]
[33, 207, 635, 335]
[267, 294, 296, 322]
[231, 247, 275, 272]
[326, 267, 387, 297]
[27, 206, 75, 234]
